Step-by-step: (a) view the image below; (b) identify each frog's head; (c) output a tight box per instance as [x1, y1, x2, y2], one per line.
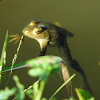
[22, 20, 49, 49]
[22, 20, 49, 39]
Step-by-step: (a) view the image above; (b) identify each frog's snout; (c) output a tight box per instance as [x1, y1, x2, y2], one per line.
[41, 27, 47, 31]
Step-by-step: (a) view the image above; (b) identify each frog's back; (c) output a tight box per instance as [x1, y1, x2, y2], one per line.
[41, 22, 73, 46]
[44, 22, 73, 37]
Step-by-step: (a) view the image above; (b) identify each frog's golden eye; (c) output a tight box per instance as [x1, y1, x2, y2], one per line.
[33, 28, 41, 35]
[36, 30, 41, 34]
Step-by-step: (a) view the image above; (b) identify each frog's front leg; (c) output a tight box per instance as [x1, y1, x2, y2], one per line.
[9, 34, 22, 44]
[39, 45, 48, 56]
[36, 39, 49, 56]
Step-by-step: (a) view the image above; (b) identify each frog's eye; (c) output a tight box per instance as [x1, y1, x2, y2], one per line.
[36, 30, 41, 34]
[33, 28, 41, 35]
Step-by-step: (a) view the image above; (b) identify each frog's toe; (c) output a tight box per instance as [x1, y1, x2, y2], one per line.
[9, 34, 21, 44]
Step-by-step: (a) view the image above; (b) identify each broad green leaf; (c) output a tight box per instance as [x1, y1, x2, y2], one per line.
[3, 56, 61, 81]
[41, 98, 47, 100]
[0, 87, 16, 100]
[28, 68, 42, 77]
[28, 56, 61, 81]
[13, 76, 25, 100]
[75, 88, 94, 100]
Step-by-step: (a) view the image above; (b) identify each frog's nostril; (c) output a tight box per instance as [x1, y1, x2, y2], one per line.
[41, 27, 47, 31]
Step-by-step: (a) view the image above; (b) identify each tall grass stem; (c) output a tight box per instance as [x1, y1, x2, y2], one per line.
[6, 35, 23, 86]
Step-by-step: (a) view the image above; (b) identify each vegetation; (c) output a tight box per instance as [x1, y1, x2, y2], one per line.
[0, 32, 95, 100]
[0, 30, 8, 83]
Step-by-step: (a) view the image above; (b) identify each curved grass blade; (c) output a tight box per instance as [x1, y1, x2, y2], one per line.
[49, 74, 76, 100]
[2, 61, 28, 72]
[3, 56, 62, 72]
[0, 31, 8, 83]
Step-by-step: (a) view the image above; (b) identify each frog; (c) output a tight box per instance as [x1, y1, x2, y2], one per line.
[9, 20, 92, 95]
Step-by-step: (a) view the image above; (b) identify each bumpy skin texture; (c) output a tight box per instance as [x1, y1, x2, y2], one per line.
[22, 20, 92, 94]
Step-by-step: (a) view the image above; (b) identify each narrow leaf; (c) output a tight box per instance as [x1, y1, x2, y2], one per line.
[2, 56, 62, 72]
[0, 31, 8, 82]
[49, 74, 76, 100]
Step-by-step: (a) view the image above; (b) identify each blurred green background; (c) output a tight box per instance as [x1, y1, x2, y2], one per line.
[0, 0, 100, 99]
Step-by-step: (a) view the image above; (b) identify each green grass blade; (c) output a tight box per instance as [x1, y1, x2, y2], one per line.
[0, 31, 8, 82]
[3, 56, 62, 72]
[49, 74, 76, 100]
[2, 61, 27, 72]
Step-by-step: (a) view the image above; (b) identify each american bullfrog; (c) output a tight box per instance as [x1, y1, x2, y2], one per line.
[10, 20, 92, 94]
